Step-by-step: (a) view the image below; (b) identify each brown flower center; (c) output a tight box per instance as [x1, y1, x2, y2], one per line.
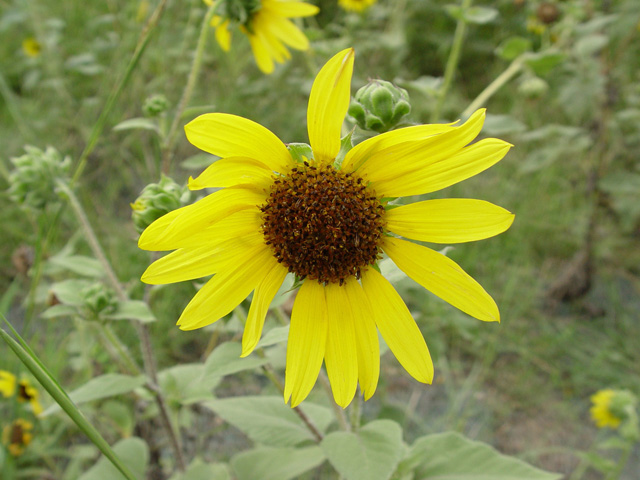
[261, 162, 386, 285]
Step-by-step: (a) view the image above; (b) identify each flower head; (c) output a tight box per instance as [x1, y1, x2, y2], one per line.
[205, 0, 319, 74]
[590, 389, 638, 430]
[339, 0, 377, 13]
[139, 49, 514, 408]
[17, 379, 43, 416]
[22, 37, 41, 58]
[3, 419, 34, 456]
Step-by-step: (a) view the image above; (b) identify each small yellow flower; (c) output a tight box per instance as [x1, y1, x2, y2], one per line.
[139, 49, 513, 408]
[205, 0, 319, 74]
[3, 419, 34, 456]
[591, 389, 622, 429]
[0, 370, 17, 398]
[339, 0, 376, 13]
[22, 37, 41, 58]
[17, 379, 43, 416]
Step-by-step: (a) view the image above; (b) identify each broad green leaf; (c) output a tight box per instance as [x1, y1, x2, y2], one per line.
[107, 300, 157, 323]
[50, 279, 93, 306]
[231, 446, 325, 480]
[113, 117, 160, 133]
[42, 374, 147, 415]
[48, 254, 104, 277]
[169, 458, 232, 480]
[495, 37, 532, 61]
[158, 363, 217, 405]
[287, 143, 314, 163]
[202, 396, 334, 447]
[78, 437, 148, 480]
[398, 431, 562, 479]
[483, 114, 527, 136]
[102, 400, 135, 438]
[256, 326, 289, 349]
[202, 342, 268, 381]
[180, 153, 218, 170]
[445, 5, 498, 24]
[524, 51, 566, 76]
[321, 420, 404, 480]
[41, 304, 78, 319]
[575, 34, 609, 56]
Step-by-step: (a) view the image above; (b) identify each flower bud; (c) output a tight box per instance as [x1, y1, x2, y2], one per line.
[537, 2, 560, 25]
[349, 79, 411, 133]
[80, 282, 118, 320]
[8, 146, 71, 211]
[131, 175, 190, 233]
[142, 94, 170, 117]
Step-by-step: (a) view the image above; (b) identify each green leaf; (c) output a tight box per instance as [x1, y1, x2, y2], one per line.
[463, 6, 499, 24]
[50, 279, 93, 305]
[202, 396, 334, 447]
[483, 114, 527, 136]
[256, 325, 289, 349]
[47, 254, 104, 277]
[158, 363, 215, 405]
[575, 34, 609, 57]
[231, 446, 325, 480]
[42, 374, 147, 415]
[169, 458, 232, 480]
[399, 431, 562, 479]
[321, 420, 404, 480]
[496, 37, 532, 61]
[202, 342, 268, 381]
[524, 51, 566, 76]
[112, 117, 160, 133]
[180, 153, 218, 170]
[41, 304, 79, 319]
[106, 300, 157, 323]
[287, 143, 314, 163]
[78, 437, 148, 480]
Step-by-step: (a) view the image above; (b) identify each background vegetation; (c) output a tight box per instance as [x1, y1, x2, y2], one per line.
[1, 0, 639, 478]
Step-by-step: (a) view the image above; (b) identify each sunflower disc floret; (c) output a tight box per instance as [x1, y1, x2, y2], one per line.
[261, 163, 385, 285]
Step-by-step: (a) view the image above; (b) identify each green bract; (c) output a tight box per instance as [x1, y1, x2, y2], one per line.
[348, 79, 411, 133]
[142, 94, 170, 117]
[81, 282, 118, 321]
[8, 146, 71, 211]
[131, 175, 190, 233]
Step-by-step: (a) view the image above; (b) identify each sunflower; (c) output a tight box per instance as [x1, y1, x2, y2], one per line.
[0, 370, 16, 398]
[2, 419, 34, 456]
[139, 48, 514, 408]
[205, 0, 319, 74]
[590, 389, 623, 429]
[339, 0, 376, 13]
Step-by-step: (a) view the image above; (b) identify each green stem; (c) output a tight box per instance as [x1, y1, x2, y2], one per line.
[162, 1, 218, 174]
[461, 57, 524, 118]
[0, 319, 138, 480]
[349, 389, 362, 432]
[431, 0, 473, 122]
[319, 371, 350, 431]
[71, 0, 168, 184]
[57, 180, 186, 472]
[97, 323, 143, 376]
[606, 444, 633, 480]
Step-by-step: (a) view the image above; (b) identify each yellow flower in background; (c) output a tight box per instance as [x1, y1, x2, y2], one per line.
[591, 389, 622, 428]
[3, 419, 33, 456]
[22, 37, 41, 58]
[339, 0, 376, 13]
[205, 0, 319, 74]
[17, 379, 43, 416]
[0, 370, 17, 398]
[139, 49, 514, 408]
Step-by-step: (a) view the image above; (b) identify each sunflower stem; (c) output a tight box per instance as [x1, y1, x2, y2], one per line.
[461, 56, 524, 119]
[71, 0, 168, 184]
[57, 181, 187, 472]
[431, 0, 473, 123]
[319, 371, 350, 431]
[349, 388, 362, 432]
[96, 323, 143, 376]
[162, 1, 218, 174]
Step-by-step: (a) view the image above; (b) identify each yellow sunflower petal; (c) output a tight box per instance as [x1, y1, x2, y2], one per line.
[263, 0, 319, 18]
[361, 268, 433, 383]
[383, 237, 500, 322]
[343, 277, 379, 400]
[188, 157, 274, 190]
[285, 280, 328, 407]
[359, 109, 488, 196]
[342, 121, 458, 172]
[0, 371, 16, 398]
[139, 187, 266, 251]
[386, 199, 515, 244]
[263, 15, 310, 51]
[141, 233, 264, 285]
[184, 113, 290, 171]
[241, 264, 289, 357]
[307, 48, 355, 165]
[247, 31, 276, 73]
[214, 18, 232, 51]
[324, 282, 359, 408]
[378, 138, 513, 197]
[178, 246, 278, 330]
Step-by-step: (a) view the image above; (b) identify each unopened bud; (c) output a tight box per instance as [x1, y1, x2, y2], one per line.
[81, 282, 118, 320]
[142, 94, 170, 117]
[349, 80, 411, 133]
[518, 76, 549, 99]
[131, 175, 190, 233]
